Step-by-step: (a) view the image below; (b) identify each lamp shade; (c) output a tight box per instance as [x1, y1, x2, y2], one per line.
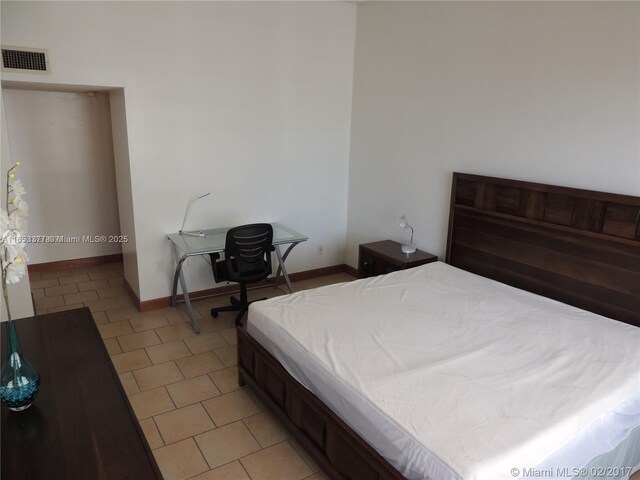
[397, 215, 409, 229]
[396, 215, 416, 254]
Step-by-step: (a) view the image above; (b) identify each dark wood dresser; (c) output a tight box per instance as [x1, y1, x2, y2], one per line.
[1, 308, 161, 480]
[358, 240, 437, 278]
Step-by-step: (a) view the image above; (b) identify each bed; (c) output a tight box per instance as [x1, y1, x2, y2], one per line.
[237, 173, 640, 480]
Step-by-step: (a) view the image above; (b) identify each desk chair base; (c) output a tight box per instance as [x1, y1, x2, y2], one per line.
[210, 286, 266, 327]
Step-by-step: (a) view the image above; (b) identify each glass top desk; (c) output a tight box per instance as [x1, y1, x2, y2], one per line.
[167, 223, 308, 333]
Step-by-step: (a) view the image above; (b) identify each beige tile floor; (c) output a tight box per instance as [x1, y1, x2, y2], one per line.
[30, 262, 354, 480]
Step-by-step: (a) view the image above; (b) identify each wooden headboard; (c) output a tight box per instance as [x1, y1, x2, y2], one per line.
[446, 173, 640, 327]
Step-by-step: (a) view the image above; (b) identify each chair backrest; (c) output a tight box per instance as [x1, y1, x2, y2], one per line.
[224, 223, 273, 284]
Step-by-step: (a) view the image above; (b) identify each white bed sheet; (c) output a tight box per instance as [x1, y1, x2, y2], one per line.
[248, 262, 640, 480]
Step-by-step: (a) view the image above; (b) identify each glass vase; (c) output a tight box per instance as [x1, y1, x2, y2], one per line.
[0, 320, 40, 411]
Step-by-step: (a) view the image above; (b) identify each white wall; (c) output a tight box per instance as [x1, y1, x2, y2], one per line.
[1, 1, 357, 301]
[2, 88, 122, 264]
[110, 89, 140, 296]
[346, 2, 640, 267]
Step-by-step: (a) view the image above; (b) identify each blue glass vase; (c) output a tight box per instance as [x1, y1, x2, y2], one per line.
[0, 320, 40, 411]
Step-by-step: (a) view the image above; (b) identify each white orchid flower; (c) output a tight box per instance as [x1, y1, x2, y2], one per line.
[2, 164, 29, 287]
[10, 179, 26, 197]
[0, 209, 8, 232]
[13, 198, 29, 217]
[8, 211, 27, 236]
[1, 210, 14, 246]
[5, 242, 26, 259]
[3, 243, 29, 283]
[5, 259, 28, 284]
[2, 230, 23, 247]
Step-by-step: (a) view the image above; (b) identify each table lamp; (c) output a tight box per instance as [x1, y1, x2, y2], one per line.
[179, 193, 210, 237]
[397, 215, 416, 254]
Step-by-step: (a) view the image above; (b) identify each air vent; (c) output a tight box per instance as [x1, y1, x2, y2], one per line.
[1, 47, 49, 73]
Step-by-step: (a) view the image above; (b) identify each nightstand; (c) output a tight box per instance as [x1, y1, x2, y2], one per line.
[358, 240, 437, 278]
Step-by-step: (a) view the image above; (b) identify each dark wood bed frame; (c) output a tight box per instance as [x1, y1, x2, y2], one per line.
[237, 173, 640, 479]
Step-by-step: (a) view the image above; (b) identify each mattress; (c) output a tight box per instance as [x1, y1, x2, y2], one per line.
[248, 262, 640, 480]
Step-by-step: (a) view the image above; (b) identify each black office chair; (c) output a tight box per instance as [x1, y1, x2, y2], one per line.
[209, 223, 274, 326]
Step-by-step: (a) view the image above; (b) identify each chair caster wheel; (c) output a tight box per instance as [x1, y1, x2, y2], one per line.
[211, 310, 219, 318]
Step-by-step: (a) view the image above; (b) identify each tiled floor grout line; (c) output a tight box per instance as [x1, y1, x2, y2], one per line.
[200, 399, 218, 430]
[191, 424, 214, 471]
[150, 416, 165, 449]
[155, 417, 171, 447]
[237, 458, 253, 480]
[242, 415, 266, 449]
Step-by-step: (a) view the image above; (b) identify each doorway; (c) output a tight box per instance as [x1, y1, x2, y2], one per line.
[2, 87, 122, 265]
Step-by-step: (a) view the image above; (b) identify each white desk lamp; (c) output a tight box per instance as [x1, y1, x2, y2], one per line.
[397, 215, 416, 254]
[179, 193, 210, 237]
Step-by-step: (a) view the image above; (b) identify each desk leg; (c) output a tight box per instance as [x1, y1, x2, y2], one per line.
[171, 246, 200, 334]
[274, 242, 301, 293]
[171, 257, 186, 307]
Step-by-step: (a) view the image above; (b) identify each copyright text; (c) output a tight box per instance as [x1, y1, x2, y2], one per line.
[14, 235, 129, 244]
[511, 467, 634, 478]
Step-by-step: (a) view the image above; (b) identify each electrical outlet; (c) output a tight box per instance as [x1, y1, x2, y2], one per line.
[155, 260, 165, 273]
[317, 245, 324, 255]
